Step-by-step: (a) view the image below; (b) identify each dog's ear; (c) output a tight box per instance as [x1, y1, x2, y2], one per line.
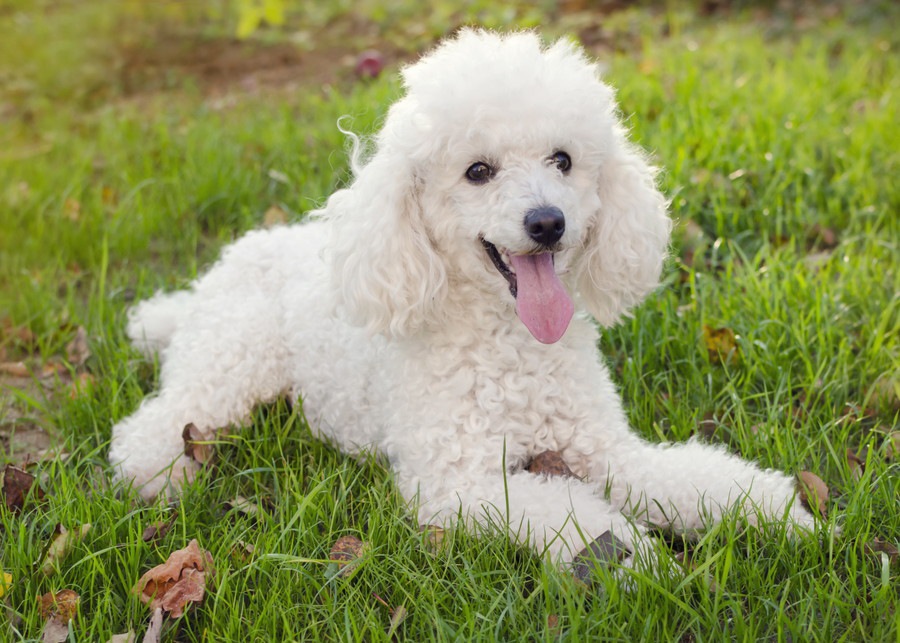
[574, 143, 671, 326]
[324, 148, 447, 337]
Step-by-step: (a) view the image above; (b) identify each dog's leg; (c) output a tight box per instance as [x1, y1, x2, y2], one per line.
[594, 436, 815, 534]
[110, 292, 290, 500]
[398, 468, 654, 570]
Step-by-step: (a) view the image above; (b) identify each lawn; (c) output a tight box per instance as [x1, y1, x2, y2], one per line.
[1, 1, 898, 641]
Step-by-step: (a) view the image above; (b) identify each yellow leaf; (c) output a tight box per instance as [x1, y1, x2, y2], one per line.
[703, 325, 740, 365]
[236, 6, 263, 39]
[0, 571, 11, 597]
[263, 0, 285, 26]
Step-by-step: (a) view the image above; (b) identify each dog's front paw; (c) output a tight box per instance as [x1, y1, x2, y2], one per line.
[109, 421, 200, 501]
[111, 452, 200, 501]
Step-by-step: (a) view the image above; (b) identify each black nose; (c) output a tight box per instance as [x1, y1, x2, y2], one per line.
[524, 206, 565, 247]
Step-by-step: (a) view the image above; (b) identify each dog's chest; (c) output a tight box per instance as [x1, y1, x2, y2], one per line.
[417, 332, 594, 458]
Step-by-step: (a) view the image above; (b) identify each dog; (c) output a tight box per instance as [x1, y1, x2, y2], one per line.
[110, 29, 814, 569]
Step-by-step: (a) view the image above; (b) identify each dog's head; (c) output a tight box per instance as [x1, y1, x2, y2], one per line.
[325, 29, 671, 341]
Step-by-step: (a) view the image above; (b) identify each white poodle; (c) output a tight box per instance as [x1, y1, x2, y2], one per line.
[110, 29, 814, 569]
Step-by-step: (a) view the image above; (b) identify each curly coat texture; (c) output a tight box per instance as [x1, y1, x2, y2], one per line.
[110, 30, 813, 566]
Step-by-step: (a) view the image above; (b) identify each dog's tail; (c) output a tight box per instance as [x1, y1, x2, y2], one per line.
[126, 290, 192, 358]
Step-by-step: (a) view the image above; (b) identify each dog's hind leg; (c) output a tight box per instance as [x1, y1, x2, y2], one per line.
[110, 290, 291, 500]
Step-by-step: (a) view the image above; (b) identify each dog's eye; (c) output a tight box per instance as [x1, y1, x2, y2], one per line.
[465, 162, 494, 184]
[550, 151, 572, 173]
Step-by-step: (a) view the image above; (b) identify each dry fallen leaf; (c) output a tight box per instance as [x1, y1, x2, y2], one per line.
[142, 515, 176, 543]
[865, 538, 899, 565]
[328, 535, 369, 578]
[797, 471, 829, 516]
[65, 326, 90, 367]
[525, 451, 576, 478]
[41, 523, 92, 576]
[108, 632, 136, 643]
[230, 540, 255, 564]
[39, 589, 79, 622]
[571, 531, 630, 586]
[807, 223, 839, 249]
[182, 424, 214, 465]
[418, 524, 446, 553]
[263, 205, 288, 227]
[547, 613, 561, 636]
[2, 464, 45, 512]
[133, 539, 215, 618]
[0, 361, 30, 377]
[846, 448, 865, 482]
[39, 589, 79, 643]
[703, 325, 740, 365]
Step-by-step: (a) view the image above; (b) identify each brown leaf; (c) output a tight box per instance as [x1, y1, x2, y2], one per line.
[142, 515, 176, 542]
[65, 326, 91, 367]
[329, 535, 369, 577]
[39, 589, 80, 621]
[133, 539, 215, 618]
[182, 423, 214, 465]
[525, 451, 576, 478]
[418, 525, 446, 553]
[109, 633, 136, 643]
[263, 205, 288, 227]
[865, 538, 899, 565]
[39, 589, 79, 643]
[0, 361, 30, 377]
[703, 325, 740, 365]
[571, 531, 631, 586]
[2, 464, 45, 512]
[846, 448, 864, 481]
[40, 359, 68, 379]
[41, 523, 92, 576]
[807, 223, 839, 249]
[230, 541, 255, 564]
[547, 613, 561, 637]
[796, 471, 828, 516]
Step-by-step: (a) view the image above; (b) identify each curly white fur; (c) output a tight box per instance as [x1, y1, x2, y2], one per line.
[110, 30, 813, 568]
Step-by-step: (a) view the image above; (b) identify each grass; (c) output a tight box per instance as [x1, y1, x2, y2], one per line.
[1, 0, 898, 640]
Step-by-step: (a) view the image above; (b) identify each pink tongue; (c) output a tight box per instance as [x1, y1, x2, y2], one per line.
[508, 253, 574, 344]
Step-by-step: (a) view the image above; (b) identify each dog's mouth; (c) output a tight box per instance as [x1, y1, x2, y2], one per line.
[480, 238, 574, 344]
